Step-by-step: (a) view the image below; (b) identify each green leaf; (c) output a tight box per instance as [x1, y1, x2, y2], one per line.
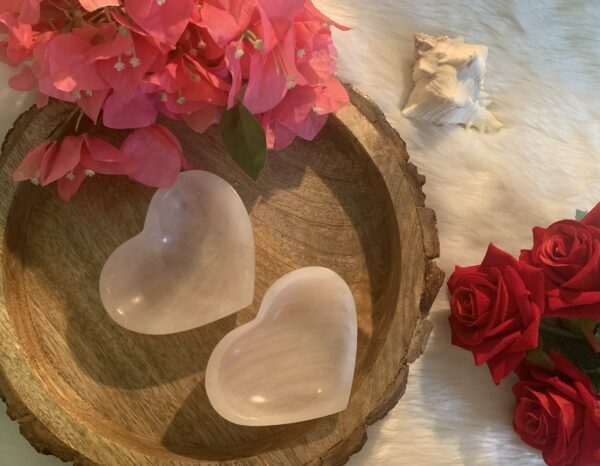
[220, 102, 267, 180]
[526, 347, 554, 370]
[576, 209, 588, 221]
[540, 323, 600, 393]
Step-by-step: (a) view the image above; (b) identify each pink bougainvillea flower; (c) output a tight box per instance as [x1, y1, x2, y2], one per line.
[223, 39, 244, 108]
[0, 0, 41, 24]
[13, 134, 137, 201]
[144, 55, 229, 117]
[203, 0, 344, 115]
[263, 76, 348, 149]
[121, 124, 191, 187]
[78, 88, 110, 123]
[181, 104, 221, 133]
[96, 32, 161, 92]
[294, 9, 341, 85]
[8, 65, 36, 90]
[243, 24, 305, 114]
[48, 31, 108, 92]
[32, 31, 78, 103]
[87, 23, 134, 61]
[200, 0, 257, 46]
[0, 12, 34, 65]
[79, 0, 120, 12]
[202, 0, 303, 114]
[56, 135, 138, 201]
[17, 0, 40, 24]
[124, 0, 195, 47]
[103, 88, 158, 129]
[12, 140, 57, 183]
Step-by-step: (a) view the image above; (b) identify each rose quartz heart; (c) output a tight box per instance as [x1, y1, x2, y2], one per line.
[99, 170, 255, 334]
[205, 267, 357, 426]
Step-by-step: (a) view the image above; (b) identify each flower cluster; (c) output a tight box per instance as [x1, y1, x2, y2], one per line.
[2, 0, 349, 200]
[448, 203, 600, 466]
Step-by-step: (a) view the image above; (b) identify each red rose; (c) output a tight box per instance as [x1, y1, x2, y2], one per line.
[520, 203, 600, 319]
[513, 352, 600, 466]
[448, 244, 545, 384]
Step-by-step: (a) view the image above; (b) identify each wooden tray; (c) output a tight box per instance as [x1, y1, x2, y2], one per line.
[0, 86, 443, 465]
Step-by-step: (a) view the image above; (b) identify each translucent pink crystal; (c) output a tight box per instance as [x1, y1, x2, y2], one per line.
[99, 170, 255, 334]
[206, 267, 357, 426]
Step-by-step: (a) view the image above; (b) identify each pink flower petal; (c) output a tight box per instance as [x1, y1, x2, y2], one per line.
[81, 135, 138, 174]
[315, 76, 349, 113]
[8, 65, 36, 91]
[182, 105, 220, 133]
[257, 0, 305, 20]
[120, 124, 183, 187]
[18, 0, 40, 24]
[79, 0, 120, 12]
[57, 165, 86, 202]
[102, 89, 158, 129]
[256, 0, 304, 52]
[272, 84, 325, 140]
[0, 12, 33, 63]
[35, 92, 49, 108]
[243, 27, 302, 113]
[48, 33, 107, 92]
[243, 52, 288, 114]
[200, 0, 255, 46]
[40, 135, 83, 186]
[97, 35, 160, 92]
[271, 120, 297, 150]
[88, 25, 133, 60]
[224, 41, 242, 108]
[12, 140, 54, 182]
[78, 88, 110, 123]
[124, 0, 195, 46]
[150, 123, 193, 169]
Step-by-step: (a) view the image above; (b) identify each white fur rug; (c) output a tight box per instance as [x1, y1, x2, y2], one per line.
[0, 1, 599, 464]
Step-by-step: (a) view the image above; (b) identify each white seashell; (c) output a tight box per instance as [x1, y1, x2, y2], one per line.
[99, 170, 255, 335]
[205, 267, 357, 426]
[402, 33, 502, 132]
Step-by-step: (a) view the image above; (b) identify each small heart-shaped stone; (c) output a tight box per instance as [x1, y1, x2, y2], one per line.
[206, 267, 357, 426]
[99, 170, 255, 334]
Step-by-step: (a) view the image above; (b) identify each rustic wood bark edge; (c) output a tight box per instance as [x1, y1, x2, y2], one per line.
[0, 86, 444, 465]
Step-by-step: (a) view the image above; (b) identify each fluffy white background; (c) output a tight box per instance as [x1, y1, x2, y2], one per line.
[0, 0, 599, 464]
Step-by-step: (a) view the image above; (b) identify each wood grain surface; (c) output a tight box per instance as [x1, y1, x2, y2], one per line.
[0, 86, 443, 465]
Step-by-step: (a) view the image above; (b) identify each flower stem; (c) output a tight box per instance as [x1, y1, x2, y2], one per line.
[47, 106, 81, 141]
[539, 320, 585, 340]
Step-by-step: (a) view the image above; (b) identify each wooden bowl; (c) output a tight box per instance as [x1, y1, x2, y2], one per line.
[0, 87, 443, 465]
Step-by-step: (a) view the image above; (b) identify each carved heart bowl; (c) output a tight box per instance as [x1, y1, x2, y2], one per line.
[0, 86, 443, 465]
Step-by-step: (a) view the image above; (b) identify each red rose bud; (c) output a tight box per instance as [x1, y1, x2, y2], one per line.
[513, 352, 600, 466]
[448, 244, 545, 384]
[520, 203, 600, 320]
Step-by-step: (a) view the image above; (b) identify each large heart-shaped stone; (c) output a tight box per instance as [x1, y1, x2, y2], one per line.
[99, 170, 255, 334]
[205, 267, 357, 426]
